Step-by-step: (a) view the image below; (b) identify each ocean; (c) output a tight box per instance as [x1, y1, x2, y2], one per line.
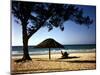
[12, 44, 96, 56]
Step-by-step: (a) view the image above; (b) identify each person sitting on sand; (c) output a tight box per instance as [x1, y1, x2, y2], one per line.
[61, 50, 69, 58]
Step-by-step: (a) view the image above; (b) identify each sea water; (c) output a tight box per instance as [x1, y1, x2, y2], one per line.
[12, 44, 96, 56]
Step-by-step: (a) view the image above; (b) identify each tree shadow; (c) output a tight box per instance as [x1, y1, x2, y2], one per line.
[68, 60, 96, 63]
[14, 59, 32, 63]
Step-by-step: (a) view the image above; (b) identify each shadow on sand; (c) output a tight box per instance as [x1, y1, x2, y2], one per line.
[68, 60, 96, 63]
[59, 56, 80, 59]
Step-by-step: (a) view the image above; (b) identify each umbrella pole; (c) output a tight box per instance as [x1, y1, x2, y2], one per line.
[49, 48, 51, 60]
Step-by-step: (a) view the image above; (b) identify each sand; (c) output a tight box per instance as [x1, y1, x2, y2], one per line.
[11, 52, 96, 74]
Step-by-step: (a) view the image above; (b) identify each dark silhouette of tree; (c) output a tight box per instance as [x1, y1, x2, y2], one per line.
[12, 1, 93, 61]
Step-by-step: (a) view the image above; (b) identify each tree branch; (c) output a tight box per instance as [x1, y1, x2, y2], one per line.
[28, 25, 41, 39]
[28, 15, 50, 39]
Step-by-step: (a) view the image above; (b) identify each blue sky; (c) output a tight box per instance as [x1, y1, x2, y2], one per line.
[12, 4, 96, 46]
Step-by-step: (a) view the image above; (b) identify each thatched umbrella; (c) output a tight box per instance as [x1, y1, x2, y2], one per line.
[35, 38, 64, 60]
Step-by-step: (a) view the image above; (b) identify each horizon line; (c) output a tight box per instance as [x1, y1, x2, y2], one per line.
[12, 43, 96, 46]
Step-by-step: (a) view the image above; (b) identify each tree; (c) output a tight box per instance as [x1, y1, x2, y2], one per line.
[12, 1, 93, 61]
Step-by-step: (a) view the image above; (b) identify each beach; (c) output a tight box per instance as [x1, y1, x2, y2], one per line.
[11, 52, 96, 74]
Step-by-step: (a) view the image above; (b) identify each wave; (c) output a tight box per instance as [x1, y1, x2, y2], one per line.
[12, 48, 96, 56]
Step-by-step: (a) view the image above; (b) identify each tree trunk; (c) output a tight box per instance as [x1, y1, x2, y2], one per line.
[22, 22, 31, 61]
[22, 38, 31, 60]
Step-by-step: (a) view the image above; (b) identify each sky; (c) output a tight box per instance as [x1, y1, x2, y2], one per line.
[12, 4, 96, 46]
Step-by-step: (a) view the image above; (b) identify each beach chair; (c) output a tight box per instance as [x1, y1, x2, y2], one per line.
[61, 50, 69, 58]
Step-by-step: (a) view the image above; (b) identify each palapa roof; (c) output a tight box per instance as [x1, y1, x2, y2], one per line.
[35, 38, 64, 48]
